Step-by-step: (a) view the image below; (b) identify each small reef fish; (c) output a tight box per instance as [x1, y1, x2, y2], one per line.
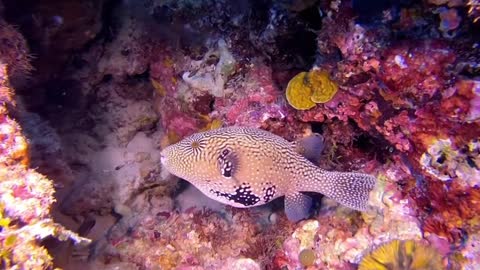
[160, 127, 376, 222]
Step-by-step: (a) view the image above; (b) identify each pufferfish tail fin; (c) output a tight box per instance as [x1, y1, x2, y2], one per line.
[315, 170, 377, 211]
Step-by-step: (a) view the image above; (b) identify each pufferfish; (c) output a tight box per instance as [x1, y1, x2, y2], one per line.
[160, 126, 376, 222]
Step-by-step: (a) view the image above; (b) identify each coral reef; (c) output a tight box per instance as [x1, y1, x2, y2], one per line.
[0, 20, 89, 269]
[97, 207, 293, 269]
[0, 22, 33, 85]
[0, 0, 479, 269]
[182, 39, 236, 98]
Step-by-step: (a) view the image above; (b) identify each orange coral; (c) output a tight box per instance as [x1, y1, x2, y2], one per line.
[420, 183, 480, 244]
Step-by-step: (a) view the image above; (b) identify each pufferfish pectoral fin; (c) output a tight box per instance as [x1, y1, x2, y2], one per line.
[293, 133, 325, 164]
[284, 192, 313, 222]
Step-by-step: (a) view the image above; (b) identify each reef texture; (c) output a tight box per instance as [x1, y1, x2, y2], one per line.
[0, 20, 89, 270]
[1, 0, 479, 269]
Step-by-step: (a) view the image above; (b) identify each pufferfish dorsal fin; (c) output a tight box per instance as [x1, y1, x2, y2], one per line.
[217, 148, 238, 178]
[292, 133, 325, 163]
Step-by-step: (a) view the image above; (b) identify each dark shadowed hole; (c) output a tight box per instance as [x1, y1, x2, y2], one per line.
[353, 134, 375, 152]
[310, 122, 324, 134]
[353, 0, 394, 24]
[152, 5, 174, 24]
[345, 72, 371, 86]
[348, 119, 391, 164]
[249, 0, 272, 28]
[466, 156, 478, 168]
[126, 69, 150, 84]
[101, 74, 113, 83]
[436, 154, 446, 164]
[99, 0, 124, 43]
[172, 179, 192, 198]
[354, 133, 390, 164]
[305, 192, 324, 214]
[209, 97, 216, 112]
[71, 55, 89, 69]
[276, 27, 318, 68]
[43, 79, 84, 114]
[297, 3, 323, 31]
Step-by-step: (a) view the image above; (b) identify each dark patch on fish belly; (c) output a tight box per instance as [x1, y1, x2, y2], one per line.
[262, 185, 277, 203]
[210, 185, 261, 206]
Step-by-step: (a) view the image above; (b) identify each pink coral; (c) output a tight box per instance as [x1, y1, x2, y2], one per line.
[379, 40, 456, 108]
[150, 49, 178, 95]
[215, 61, 287, 129]
[104, 209, 291, 269]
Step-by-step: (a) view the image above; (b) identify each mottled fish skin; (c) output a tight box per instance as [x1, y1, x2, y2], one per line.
[160, 126, 376, 221]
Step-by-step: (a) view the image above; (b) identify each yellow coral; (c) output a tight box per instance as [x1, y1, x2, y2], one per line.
[359, 239, 445, 270]
[198, 114, 223, 131]
[308, 70, 338, 103]
[286, 72, 316, 110]
[203, 118, 223, 130]
[285, 69, 338, 110]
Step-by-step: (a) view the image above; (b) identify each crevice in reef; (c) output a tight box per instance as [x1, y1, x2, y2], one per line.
[95, 0, 123, 44]
[1, 0, 480, 269]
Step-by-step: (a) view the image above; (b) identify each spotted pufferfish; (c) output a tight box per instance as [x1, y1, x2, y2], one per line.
[160, 126, 377, 222]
